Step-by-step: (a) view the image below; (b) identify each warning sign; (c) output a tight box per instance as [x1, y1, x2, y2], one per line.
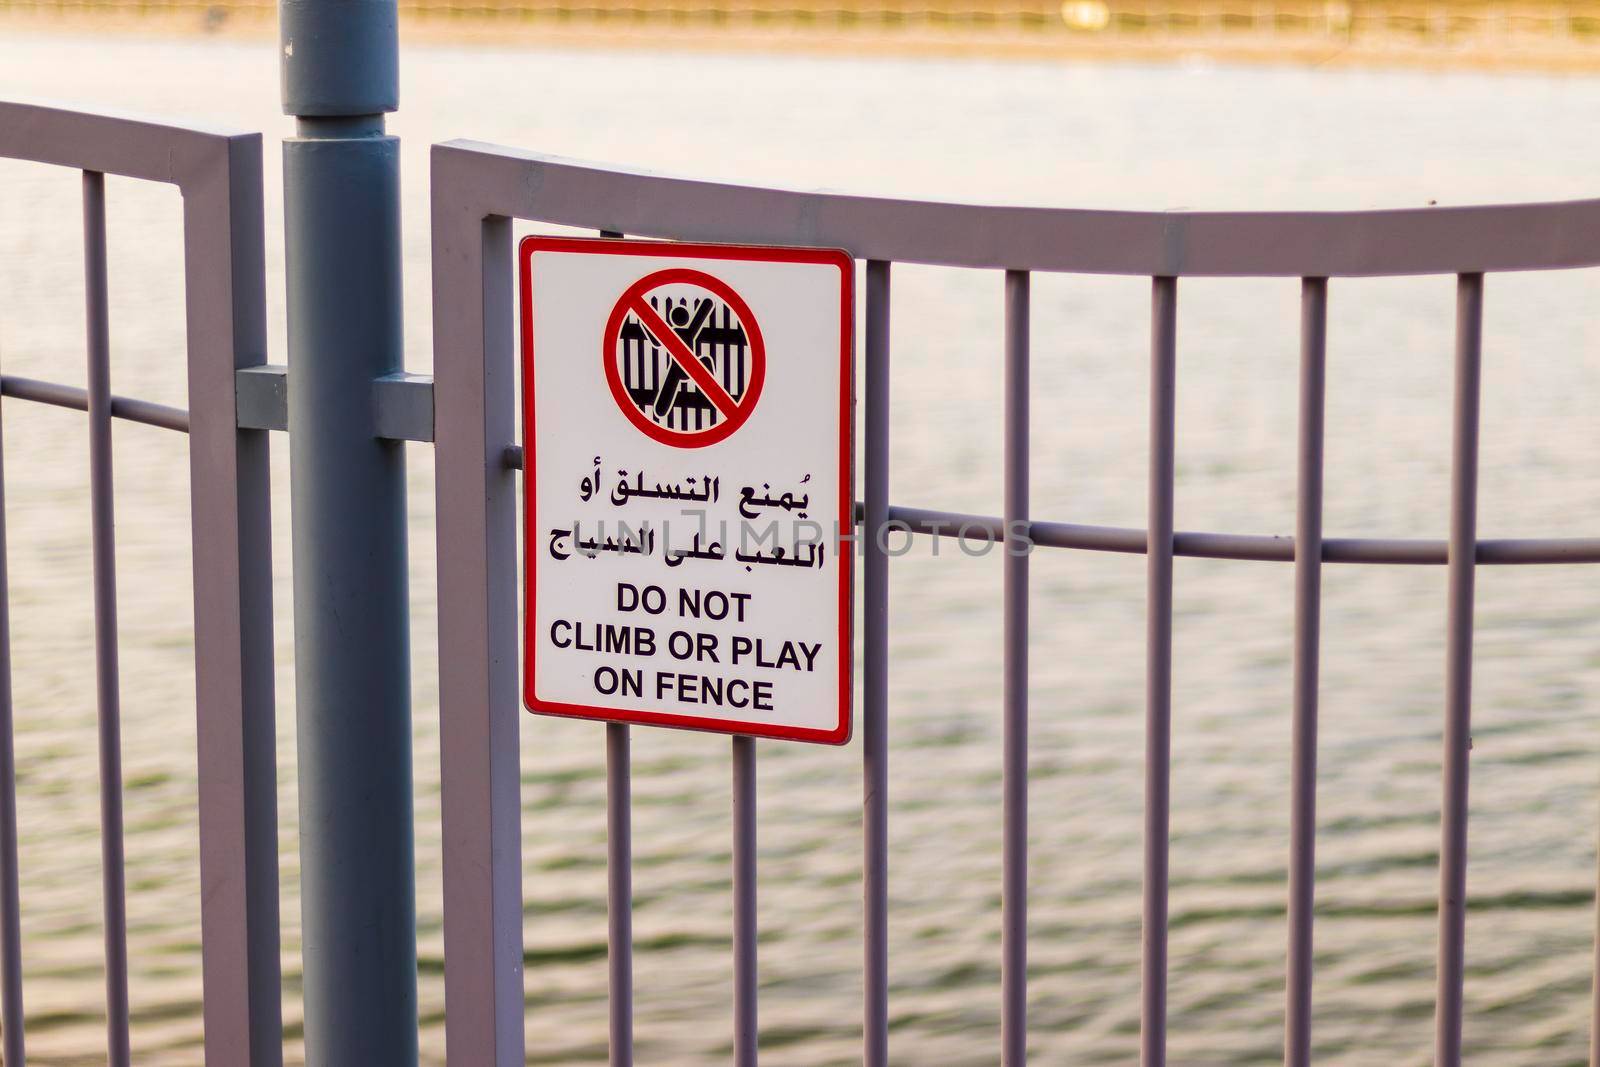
[520, 237, 854, 744]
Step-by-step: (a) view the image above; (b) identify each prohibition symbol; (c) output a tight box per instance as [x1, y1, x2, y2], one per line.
[603, 267, 766, 448]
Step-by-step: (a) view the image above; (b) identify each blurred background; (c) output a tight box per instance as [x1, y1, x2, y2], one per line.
[3, 6, 1600, 1067]
[16, 0, 1600, 69]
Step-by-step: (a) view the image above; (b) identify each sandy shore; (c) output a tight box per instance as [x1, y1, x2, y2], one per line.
[3, 3, 1600, 72]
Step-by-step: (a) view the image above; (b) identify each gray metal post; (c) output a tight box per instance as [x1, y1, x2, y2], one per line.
[862, 259, 891, 1067]
[1000, 269, 1029, 1066]
[280, 1, 417, 1063]
[733, 735, 757, 1067]
[85, 171, 132, 1067]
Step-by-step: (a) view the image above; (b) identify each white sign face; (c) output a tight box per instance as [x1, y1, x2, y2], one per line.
[520, 237, 854, 744]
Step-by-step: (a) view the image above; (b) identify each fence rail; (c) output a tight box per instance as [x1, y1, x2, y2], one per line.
[0, 374, 193, 432]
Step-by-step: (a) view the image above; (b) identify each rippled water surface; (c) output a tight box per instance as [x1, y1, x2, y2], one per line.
[4, 31, 1600, 1065]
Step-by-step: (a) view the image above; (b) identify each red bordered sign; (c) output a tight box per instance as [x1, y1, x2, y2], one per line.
[520, 237, 854, 744]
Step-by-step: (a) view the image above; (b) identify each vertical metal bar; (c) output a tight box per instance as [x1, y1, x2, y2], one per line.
[1142, 275, 1178, 1067]
[1593, 839, 1600, 1067]
[1001, 269, 1030, 1067]
[432, 163, 523, 1064]
[1285, 277, 1327, 1067]
[598, 227, 635, 1067]
[84, 169, 131, 1067]
[1434, 272, 1483, 1067]
[281, 0, 416, 1046]
[607, 722, 633, 1067]
[184, 127, 288, 1067]
[0, 363, 24, 1067]
[733, 735, 758, 1067]
[862, 259, 891, 1067]
[181, 128, 282, 1067]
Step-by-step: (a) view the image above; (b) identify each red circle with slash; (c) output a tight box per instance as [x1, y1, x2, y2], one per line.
[602, 268, 767, 448]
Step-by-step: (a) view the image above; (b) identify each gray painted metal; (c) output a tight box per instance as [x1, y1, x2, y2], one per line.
[234, 365, 288, 433]
[279, 0, 399, 117]
[13, 103, 1598, 1067]
[1000, 270, 1029, 1067]
[733, 736, 758, 1067]
[434, 141, 1600, 277]
[83, 170, 131, 1067]
[283, 23, 418, 1053]
[175, 104, 282, 1067]
[431, 150, 524, 1065]
[607, 721, 633, 1067]
[428, 138, 1600, 1067]
[596, 227, 635, 1067]
[879, 505, 1600, 567]
[1143, 277, 1177, 1067]
[1435, 274, 1484, 1067]
[1285, 277, 1326, 1067]
[0, 98, 281, 1067]
[375, 371, 436, 442]
[0, 367, 21, 1067]
[236, 364, 435, 442]
[0, 375, 191, 433]
[862, 260, 891, 1067]
[484, 468, 1600, 569]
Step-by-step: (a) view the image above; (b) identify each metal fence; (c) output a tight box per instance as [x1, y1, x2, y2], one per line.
[6, 96, 1600, 1065]
[430, 138, 1600, 1066]
[0, 100, 281, 1067]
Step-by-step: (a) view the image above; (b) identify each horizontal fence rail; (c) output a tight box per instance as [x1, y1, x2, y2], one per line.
[498, 453, 1600, 566]
[436, 140, 1600, 276]
[0, 99, 280, 1067]
[433, 137, 1600, 1067]
[878, 506, 1600, 565]
[0, 374, 192, 432]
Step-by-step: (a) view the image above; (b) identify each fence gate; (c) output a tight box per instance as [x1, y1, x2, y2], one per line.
[430, 137, 1600, 1066]
[0, 101, 280, 1067]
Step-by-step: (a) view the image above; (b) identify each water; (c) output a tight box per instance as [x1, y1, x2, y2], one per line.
[4, 29, 1600, 1065]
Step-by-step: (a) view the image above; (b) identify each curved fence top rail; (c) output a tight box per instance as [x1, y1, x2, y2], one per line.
[438, 139, 1600, 278]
